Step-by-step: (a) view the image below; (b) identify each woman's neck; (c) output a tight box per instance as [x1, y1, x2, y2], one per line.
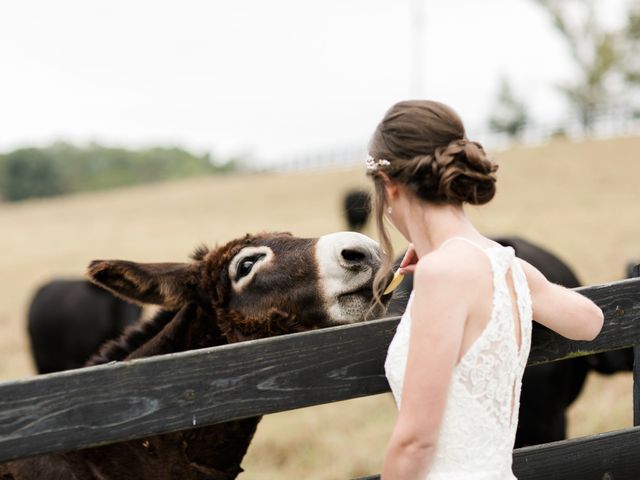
[401, 202, 479, 258]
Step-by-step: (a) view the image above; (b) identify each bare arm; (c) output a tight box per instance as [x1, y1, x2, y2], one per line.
[519, 259, 604, 341]
[382, 255, 469, 479]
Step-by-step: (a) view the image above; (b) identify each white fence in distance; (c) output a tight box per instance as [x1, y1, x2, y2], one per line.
[261, 107, 640, 173]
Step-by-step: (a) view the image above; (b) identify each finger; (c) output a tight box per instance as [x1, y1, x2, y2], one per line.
[400, 245, 418, 268]
[399, 247, 412, 267]
[399, 264, 417, 275]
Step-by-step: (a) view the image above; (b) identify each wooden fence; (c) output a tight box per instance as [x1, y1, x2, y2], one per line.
[1, 277, 640, 479]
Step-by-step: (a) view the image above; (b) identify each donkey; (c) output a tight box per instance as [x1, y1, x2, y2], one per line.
[1, 231, 389, 480]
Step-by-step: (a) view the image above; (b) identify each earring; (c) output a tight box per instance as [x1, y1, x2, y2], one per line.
[387, 206, 392, 215]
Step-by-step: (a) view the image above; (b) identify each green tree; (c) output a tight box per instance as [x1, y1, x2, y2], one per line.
[534, 0, 621, 132]
[4, 149, 65, 201]
[0, 142, 238, 202]
[488, 77, 529, 139]
[619, 3, 640, 89]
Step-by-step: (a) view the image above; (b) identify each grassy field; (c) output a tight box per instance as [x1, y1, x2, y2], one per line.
[0, 136, 638, 478]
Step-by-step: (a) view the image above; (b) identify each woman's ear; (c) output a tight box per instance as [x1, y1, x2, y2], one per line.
[379, 172, 399, 202]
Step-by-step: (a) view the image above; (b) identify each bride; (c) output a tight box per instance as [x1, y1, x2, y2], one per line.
[366, 100, 604, 479]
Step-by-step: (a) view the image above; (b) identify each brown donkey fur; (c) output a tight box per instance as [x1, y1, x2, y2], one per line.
[1, 232, 386, 480]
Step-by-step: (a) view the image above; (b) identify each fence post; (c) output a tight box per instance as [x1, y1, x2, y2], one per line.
[633, 264, 640, 426]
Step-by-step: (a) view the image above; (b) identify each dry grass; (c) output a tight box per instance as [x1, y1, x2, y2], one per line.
[0, 136, 638, 478]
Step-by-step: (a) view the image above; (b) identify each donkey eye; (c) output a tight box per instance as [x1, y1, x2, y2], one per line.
[238, 260, 255, 279]
[236, 254, 265, 280]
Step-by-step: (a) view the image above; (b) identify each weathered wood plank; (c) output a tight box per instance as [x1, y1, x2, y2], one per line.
[356, 426, 640, 480]
[0, 279, 638, 462]
[513, 426, 640, 480]
[632, 267, 640, 426]
[634, 345, 640, 426]
[0, 317, 396, 463]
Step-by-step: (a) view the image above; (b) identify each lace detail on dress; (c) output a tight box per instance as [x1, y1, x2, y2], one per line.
[384, 240, 532, 480]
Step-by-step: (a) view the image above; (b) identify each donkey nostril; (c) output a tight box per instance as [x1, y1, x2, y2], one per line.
[341, 248, 368, 263]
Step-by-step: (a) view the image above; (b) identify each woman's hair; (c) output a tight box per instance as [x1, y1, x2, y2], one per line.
[367, 100, 498, 309]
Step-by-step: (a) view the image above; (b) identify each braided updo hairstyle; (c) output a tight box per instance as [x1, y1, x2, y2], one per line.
[368, 100, 498, 308]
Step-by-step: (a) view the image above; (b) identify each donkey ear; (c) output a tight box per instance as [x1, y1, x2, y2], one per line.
[86, 260, 198, 309]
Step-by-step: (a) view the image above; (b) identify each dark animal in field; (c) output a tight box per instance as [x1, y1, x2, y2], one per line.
[1, 231, 388, 480]
[387, 236, 634, 447]
[627, 262, 640, 279]
[343, 189, 371, 231]
[27, 279, 142, 374]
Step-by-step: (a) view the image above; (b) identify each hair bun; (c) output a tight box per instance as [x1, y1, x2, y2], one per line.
[435, 139, 497, 205]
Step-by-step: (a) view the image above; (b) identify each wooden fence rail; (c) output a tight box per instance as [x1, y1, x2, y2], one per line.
[358, 425, 640, 480]
[0, 278, 639, 474]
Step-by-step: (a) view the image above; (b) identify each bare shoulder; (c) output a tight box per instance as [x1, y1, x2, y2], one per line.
[414, 242, 489, 288]
[410, 242, 489, 324]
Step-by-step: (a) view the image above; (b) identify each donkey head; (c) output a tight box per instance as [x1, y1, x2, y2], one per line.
[87, 232, 389, 345]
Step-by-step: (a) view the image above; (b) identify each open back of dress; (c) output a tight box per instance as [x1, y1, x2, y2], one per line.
[384, 239, 532, 480]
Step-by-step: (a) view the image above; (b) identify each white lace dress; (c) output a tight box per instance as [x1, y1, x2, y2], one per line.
[384, 238, 532, 480]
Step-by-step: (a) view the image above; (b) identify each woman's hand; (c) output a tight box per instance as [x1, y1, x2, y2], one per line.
[399, 244, 419, 275]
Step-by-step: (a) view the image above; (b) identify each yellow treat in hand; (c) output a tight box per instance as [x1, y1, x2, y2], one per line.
[383, 270, 405, 295]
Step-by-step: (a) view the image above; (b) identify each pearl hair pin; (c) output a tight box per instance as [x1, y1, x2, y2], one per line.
[366, 155, 391, 171]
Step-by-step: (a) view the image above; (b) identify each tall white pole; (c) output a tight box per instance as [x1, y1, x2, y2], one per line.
[410, 0, 426, 98]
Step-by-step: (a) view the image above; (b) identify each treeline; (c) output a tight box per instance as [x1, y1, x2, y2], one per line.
[0, 142, 237, 202]
[488, 0, 640, 139]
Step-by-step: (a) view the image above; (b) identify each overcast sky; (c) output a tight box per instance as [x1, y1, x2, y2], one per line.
[0, 0, 627, 164]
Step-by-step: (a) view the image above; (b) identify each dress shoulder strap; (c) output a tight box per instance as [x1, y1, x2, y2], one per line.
[439, 236, 516, 275]
[438, 236, 494, 252]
